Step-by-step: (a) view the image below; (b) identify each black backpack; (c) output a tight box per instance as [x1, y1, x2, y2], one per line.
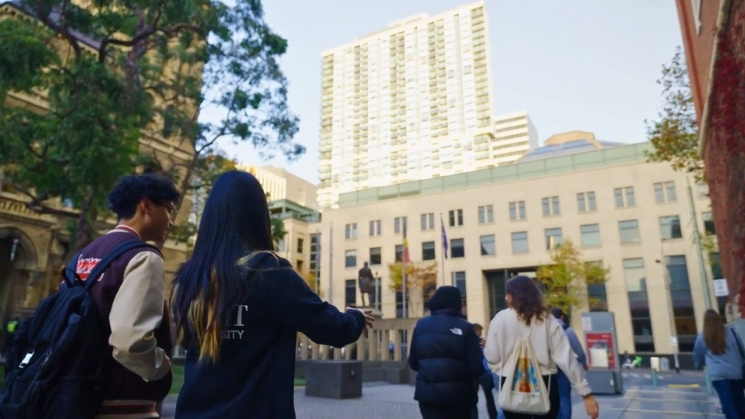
[0, 239, 150, 419]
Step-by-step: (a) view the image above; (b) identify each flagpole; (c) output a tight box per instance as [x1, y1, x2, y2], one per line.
[440, 213, 448, 286]
[328, 221, 333, 306]
[402, 218, 407, 318]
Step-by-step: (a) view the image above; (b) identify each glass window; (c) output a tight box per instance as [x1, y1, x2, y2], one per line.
[544, 228, 563, 250]
[369, 247, 381, 265]
[345, 250, 357, 268]
[478, 205, 494, 224]
[451, 238, 465, 258]
[666, 255, 697, 351]
[543, 196, 560, 216]
[421, 213, 434, 231]
[625, 187, 636, 206]
[345, 223, 358, 239]
[449, 209, 464, 227]
[587, 192, 597, 211]
[480, 235, 495, 256]
[422, 241, 435, 260]
[703, 212, 715, 235]
[369, 220, 381, 236]
[624, 258, 654, 352]
[659, 215, 682, 240]
[454, 271, 467, 302]
[581, 224, 601, 247]
[512, 231, 528, 253]
[345, 280, 356, 306]
[709, 252, 724, 279]
[666, 181, 677, 201]
[394, 216, 406, 234]
[509, 201, 526, 220]
[586, 261, 608, 312]
[619, 220, 640, 243]
[588, 282, 608, 312]
[577, 193, 586, 212]
[395, 245, 403, 262]
[654, 182, 665, 203]
[614, 188, 624, 208]
[297, 238, 304, 253]
[623, 258, 645, 292]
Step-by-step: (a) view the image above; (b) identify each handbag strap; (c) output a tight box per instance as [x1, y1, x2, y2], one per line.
[731, 328, 745, 361]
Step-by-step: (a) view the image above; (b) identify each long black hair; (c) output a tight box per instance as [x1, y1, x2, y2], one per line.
[171, 171, 274, 361]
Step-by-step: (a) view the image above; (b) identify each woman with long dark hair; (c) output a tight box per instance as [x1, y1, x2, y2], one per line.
[484, 276, 598, 418]
[171, 171, 373, 418]
[693, 309, 745, 418]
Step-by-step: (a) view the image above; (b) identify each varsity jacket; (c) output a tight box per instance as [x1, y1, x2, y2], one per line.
[73, 228, 172, 402]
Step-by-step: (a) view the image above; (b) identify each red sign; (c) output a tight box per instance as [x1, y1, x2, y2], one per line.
[585, 332, 616, 370]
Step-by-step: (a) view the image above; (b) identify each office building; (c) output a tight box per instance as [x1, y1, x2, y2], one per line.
[491, 111, 538, 166]
[319, 136, 718, 355]
[318, 1, 496, 208]
[676, 0, 745, 319]
[242, 165, 318, 209]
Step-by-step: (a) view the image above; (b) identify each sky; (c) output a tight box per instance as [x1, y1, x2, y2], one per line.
[214, 0, 684, 183]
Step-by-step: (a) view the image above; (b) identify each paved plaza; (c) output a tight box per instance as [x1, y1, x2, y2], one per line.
[162, 370, 725, 418]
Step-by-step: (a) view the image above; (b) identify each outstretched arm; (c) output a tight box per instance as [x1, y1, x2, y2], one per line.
[268, 269, 367, 348]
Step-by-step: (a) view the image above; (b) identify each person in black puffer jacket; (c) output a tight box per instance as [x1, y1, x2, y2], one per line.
[408, 286, 484, 418]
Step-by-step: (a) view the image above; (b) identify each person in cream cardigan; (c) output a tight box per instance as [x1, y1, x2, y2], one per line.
[484, 276, 599, 419]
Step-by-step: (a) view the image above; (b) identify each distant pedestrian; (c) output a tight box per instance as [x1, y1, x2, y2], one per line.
[473, 323, 498, 419]
[693, 309, 745, 419]
[409, 286, 484, 419]
[551, 308, 588, 419]
[1, 317, 18, 358]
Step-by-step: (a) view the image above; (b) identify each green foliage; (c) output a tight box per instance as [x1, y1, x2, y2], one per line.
[271, 217, 287, 250]
[0, 0, 302, 249]
[536, 239, 609, 313]
[388, 262, 438, 298]
[168, 152, 237, 245]
[645, 46, 704, 182]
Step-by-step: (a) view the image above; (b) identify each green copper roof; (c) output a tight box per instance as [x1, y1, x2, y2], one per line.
[338, 142, 653, 207]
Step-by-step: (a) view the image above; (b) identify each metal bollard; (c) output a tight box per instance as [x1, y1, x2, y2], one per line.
[651, 368, 658, 387]
[704, 367, 713, 394]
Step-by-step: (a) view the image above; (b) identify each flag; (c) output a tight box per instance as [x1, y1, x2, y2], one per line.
[402, 218, 410, 263]
[440, 214, 449, 259]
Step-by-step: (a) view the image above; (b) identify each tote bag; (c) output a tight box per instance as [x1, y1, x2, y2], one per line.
[497, 320, 551, 415]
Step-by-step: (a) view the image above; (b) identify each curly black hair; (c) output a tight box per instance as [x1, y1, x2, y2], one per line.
[107, 174, 180, 220]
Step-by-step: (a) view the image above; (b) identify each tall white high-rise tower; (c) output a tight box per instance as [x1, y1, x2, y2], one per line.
[318, 2, 495, 209]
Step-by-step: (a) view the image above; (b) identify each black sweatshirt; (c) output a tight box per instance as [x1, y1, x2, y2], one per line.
[175, 253, 366, 418]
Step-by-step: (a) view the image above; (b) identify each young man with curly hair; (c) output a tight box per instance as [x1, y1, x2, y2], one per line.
[74, 174, 179, 418]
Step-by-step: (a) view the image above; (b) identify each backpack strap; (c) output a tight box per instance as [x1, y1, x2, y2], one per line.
[731, 328, 745, 361]
[61, 240, 154, 290]
[83, 240, 155, 290]
[61, 251, 85, 288]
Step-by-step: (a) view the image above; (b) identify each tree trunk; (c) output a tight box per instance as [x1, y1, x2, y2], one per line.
[72, 202, 96, 252]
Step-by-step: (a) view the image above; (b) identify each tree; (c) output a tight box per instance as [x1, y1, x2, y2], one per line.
[303, 272, 321, 297]
[645, 46, 704, 181]
[168, 152, 237, 245]
[536, 239, 609, 313]
[0, 0, 302, 251]
[270, 217, 287, 251]
[388, 261, 438, 316]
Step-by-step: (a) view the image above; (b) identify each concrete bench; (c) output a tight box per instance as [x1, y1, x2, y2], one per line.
[305, 360, 362, 399]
